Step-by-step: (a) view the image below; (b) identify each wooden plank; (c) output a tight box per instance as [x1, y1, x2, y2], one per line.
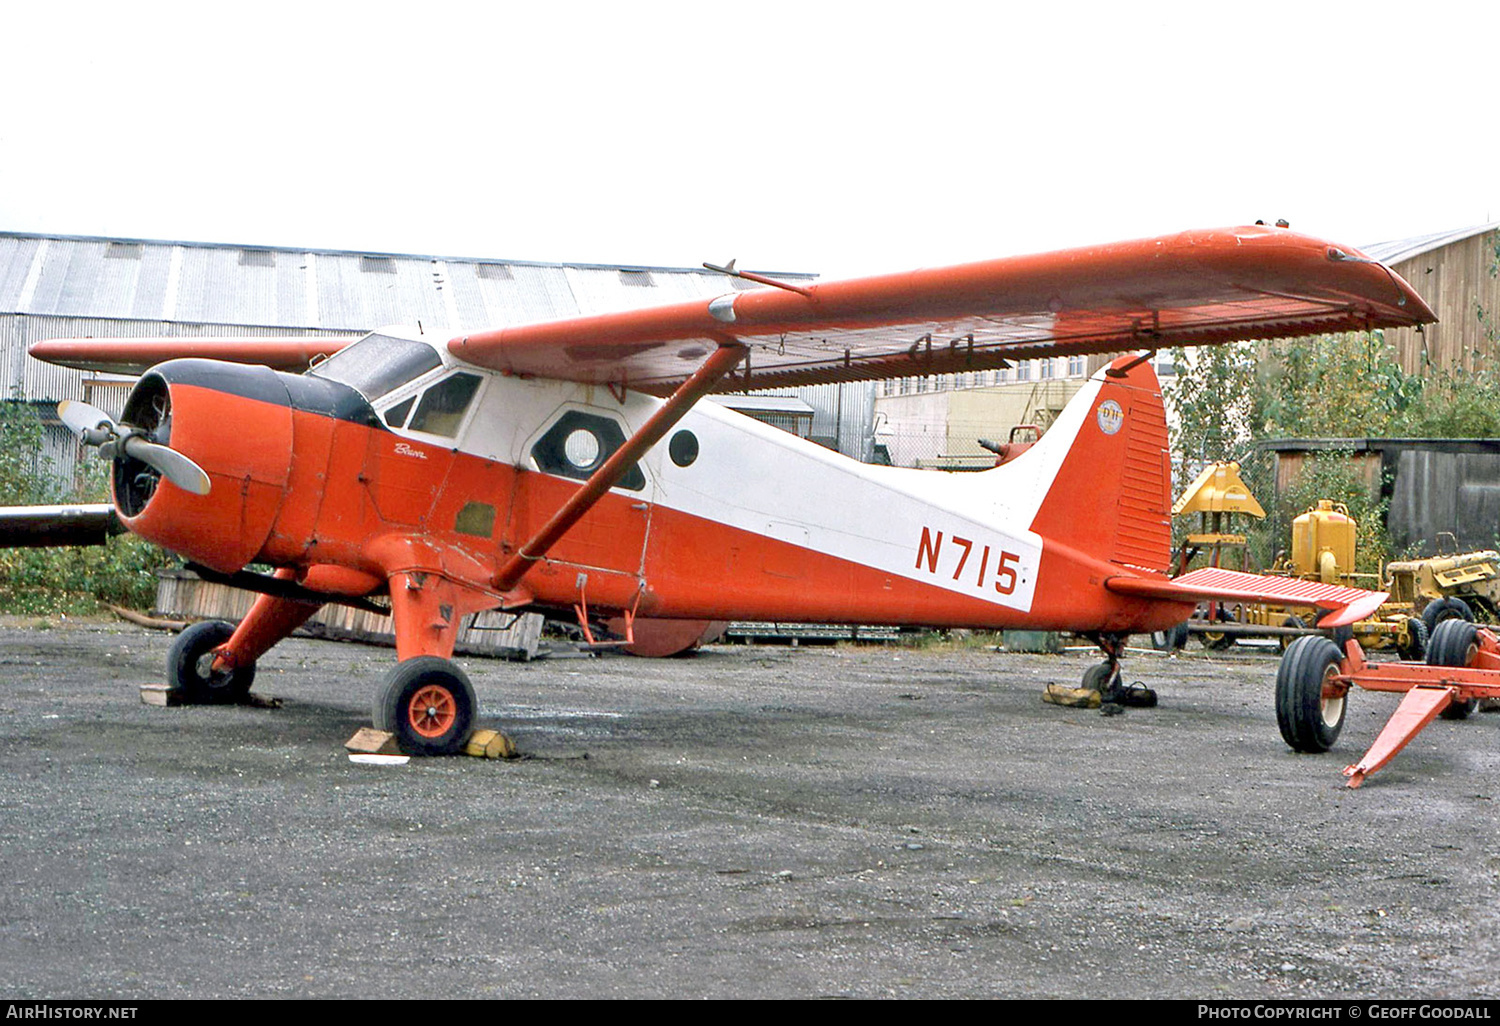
[344, 728, 401, 755]
[153, 570, 543, 660]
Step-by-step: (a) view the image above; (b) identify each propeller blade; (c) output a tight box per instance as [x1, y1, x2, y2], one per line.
[57, 400, 116, 440]
[120, 436, 212, 496]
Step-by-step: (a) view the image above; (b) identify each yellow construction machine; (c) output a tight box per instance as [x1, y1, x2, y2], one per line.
[1156, 464, 1426, 658]
[1386, 539, 1500, 633]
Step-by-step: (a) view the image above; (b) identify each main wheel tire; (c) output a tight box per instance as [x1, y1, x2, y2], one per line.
[168, 620, 254, 704]
[1396, 616, 1428, 662]
[1427, 618, 1481, 720]
[373, 657, 477, 756]
[1276, 635, 1348, 753]
[1422, 596, 1474, 637]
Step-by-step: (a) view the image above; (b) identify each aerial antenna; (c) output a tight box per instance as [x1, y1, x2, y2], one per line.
[703, 259, 814, 298]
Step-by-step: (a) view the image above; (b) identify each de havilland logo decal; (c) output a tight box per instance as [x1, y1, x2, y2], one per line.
[1096, 399, 1124, 435]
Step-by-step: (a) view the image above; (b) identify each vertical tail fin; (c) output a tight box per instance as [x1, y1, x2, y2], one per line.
[1023, 354, 1173, 573]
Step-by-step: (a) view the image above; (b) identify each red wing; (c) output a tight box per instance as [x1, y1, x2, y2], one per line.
[448, 225, 1435, 396]
[26, 337, 356, 375]
[1107, 567, 1388, 629]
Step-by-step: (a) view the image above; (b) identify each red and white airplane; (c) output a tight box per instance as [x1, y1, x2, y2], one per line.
[26, 224, 1433, 755]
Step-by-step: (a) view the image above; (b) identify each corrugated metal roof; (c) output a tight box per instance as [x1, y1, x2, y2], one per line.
[1361, 222, 1500, 266]
[0, 231, 816, 333]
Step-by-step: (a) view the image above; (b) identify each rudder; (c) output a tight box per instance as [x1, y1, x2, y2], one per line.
[1025, 354, 1172, 573]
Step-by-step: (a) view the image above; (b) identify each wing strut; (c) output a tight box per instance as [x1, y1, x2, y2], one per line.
[492, 342, 748, 594]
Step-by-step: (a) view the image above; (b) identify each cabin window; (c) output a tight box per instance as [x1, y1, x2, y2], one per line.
[383, 395, 416, 428]
[532, 411, 645, 491]
[669, 430, 699, 467]
[407, 372, 483, 437]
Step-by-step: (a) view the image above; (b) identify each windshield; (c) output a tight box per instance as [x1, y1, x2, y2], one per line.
[310, 332, 442, 399]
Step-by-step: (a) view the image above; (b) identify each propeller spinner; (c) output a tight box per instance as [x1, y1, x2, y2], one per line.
[58, 399, 211, 497]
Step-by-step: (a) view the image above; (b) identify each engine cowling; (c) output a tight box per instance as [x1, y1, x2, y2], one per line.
[114, 361, 293, 574]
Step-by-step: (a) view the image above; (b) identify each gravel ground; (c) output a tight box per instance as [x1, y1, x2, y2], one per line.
[0, 617, 1496, 999]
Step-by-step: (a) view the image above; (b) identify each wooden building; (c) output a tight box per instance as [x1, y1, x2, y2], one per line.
[1363, 222, 1500, 374]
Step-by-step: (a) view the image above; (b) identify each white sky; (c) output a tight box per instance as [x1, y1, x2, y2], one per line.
[2, 0, 1496, 278]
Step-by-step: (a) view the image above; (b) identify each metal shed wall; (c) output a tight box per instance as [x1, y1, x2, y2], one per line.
[1267, 438, 1500, 554]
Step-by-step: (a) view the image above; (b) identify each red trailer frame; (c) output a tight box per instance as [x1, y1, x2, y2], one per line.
[1330, 623, 1500, 787]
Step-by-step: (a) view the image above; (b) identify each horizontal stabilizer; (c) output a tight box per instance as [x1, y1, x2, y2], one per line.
[1106, 567, 1387, 628]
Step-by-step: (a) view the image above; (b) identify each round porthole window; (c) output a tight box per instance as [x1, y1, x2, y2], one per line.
[563, 428, 602, 470]
[669, 430, 699, 467]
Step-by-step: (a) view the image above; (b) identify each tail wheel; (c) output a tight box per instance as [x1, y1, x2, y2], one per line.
[168, 619, 255, 704]
[1081, 662, 1118, 693]
[1276, 635, 1348, 752]
[374, 657, 476, 756]
[1427, 618, 1480, 720]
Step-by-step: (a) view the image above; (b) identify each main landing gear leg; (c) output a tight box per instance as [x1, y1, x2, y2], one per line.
[1082, 633, 1158, 709]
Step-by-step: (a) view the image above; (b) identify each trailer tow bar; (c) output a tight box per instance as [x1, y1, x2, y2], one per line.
[1336, 623, 1500, 787]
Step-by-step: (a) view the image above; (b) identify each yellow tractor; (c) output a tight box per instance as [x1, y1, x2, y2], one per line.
[1386, 539, 1500, 633]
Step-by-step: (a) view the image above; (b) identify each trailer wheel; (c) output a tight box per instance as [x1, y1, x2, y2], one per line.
[1395, 617, 1428, 662]
[1276, 635, 1348, 753]
[1422, 596, 1474, 636]
[168, 620, 255, 704]
[374, 657, 476, 756]
[1427, 618, 1480, 720]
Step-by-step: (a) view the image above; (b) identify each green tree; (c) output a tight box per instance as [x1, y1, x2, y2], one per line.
[1164, 341, 1257, 485]
[1165, 324, 1500, 576]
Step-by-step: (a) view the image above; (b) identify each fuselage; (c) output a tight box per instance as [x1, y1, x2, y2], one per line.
[112, 329, 1192, 634]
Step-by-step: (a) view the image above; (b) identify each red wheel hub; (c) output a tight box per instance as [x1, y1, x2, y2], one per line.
[407, 684, 457, 739]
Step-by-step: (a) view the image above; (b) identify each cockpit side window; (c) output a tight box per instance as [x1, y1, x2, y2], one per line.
[383, 395, 417, 429]
[406, 373, 483, 437]
[310, 333, 442, 400]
